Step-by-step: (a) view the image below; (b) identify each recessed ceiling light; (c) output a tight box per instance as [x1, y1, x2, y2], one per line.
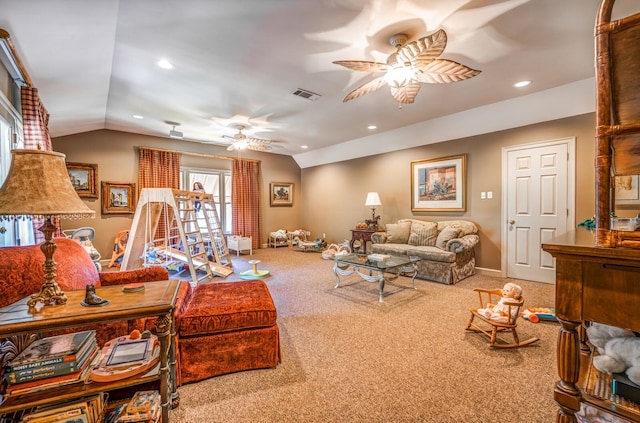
[157, 59, 174, 70]
[301, 145, 308, 149]
[368, 125, 377, 130]
[132, 114, 144, 119]
[514, 80, 531, 88]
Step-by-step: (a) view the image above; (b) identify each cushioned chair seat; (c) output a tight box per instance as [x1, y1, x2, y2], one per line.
[178, 280, 281, 384]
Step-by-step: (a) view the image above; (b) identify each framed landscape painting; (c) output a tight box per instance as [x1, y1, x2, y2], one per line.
[270, 182, 293, 207]
[411, 154, 467, 212]
[66, 162, 98, 198]
[101, 182, 136, 214]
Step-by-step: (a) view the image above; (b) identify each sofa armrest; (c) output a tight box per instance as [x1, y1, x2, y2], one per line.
[371, 232, 387, 244]
[446, 234, 479, 254]
[99, 267, 170, 287]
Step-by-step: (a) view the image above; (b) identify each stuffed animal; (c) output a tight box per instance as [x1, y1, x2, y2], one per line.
[586, 322, 640, 385]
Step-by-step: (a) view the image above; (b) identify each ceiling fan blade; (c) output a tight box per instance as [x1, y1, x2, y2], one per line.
[390, 81, 421, 104]
[226, 144, 236, 151]
[343, 76, 388, 102]
[415, 59, 481, 84]
[397, 29, 447, 66]
[333, 60, 388, 73]
[247, 144, 272, 152]
[246, 137, 271, 144]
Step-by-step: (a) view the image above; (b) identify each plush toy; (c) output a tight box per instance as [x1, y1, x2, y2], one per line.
[586, 322, 640, 385]
[478, 282, 522, 323]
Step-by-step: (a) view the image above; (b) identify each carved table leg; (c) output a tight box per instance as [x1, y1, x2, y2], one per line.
[555, 318, 582, 423]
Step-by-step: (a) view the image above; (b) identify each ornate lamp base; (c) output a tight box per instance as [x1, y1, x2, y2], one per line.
[27, 217, 68, 307]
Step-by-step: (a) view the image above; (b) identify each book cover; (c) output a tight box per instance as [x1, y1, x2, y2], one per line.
[8, 330, 96, 366]
[125, 390, 159, 414]
[5, 339, 97, 383]
[7, 336, 97, 372]
[5, 346, 99, 396]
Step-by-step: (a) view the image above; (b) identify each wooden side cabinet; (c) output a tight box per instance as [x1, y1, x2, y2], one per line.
[350, 229, 377, 254]
[0, 280, 180, 423]
[542, 231, 640, 423]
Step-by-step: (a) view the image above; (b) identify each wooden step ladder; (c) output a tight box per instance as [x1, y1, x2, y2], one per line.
[121, 188, 233, 284]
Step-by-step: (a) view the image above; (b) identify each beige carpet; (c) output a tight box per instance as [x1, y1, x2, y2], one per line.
[169, 247, 559, 423]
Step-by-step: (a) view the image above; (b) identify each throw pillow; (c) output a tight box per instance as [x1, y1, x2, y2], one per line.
[408, 222, 438, 246]
[436, 226, 461, 250]
[385, 221, 412, 244]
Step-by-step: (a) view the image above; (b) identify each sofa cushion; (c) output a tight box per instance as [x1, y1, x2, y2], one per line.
[408, 221, 438, 246]
[436, 226, 461, 250]
[437, 220, 477, 237]
[180, 280, 277, 337]
[385, 221, 411, 244]
[371, 243, 412, 256]
[407, 246, 456, 263]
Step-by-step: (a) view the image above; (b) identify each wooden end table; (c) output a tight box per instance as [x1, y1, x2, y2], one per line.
[350, 229, 378, 254]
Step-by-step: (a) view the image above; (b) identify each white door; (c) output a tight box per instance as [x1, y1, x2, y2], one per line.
[502, 138, 575, 283]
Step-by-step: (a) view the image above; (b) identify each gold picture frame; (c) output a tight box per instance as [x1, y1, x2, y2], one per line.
[66, 162, 98, 198]
[270, 182, 294, 207]
[411, 154, 467, 212]
[101, 181, 136, 214]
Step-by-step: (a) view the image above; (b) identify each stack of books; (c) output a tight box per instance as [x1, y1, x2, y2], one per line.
[20, 393, 106, 423]
[106, 390, 161, 423]
[3, 330, 99, 396]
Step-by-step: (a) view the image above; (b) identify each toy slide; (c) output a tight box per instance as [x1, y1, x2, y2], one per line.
[522, 307, 557, 323]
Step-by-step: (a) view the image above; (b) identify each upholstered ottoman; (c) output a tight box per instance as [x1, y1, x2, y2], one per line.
[178, 279, 281, 384]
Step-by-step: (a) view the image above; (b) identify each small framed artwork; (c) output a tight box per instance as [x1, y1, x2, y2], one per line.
[615, 175, 640, 207]
[411, 154, 467, 212]
[101, 182, 137, 214]
[270, 182, 294, 207]
[66, 162, 98, 198]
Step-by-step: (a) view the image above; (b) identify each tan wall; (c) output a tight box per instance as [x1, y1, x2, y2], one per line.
[300, 113, 599, 273]
[53, 129, 302, 258]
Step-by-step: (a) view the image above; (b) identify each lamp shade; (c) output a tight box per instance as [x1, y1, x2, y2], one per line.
[364, 192, 381, 207]
[0, 149, 95, 219]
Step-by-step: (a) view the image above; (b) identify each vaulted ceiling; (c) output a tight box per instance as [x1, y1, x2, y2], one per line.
[1, 0, 637, 168]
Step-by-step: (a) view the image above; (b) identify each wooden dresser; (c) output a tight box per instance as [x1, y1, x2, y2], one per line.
[542, 230, 640, 422]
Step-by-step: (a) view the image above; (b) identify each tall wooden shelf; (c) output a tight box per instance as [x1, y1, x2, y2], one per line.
[0, 280, 180, 422]
[541, 1, 640, 421]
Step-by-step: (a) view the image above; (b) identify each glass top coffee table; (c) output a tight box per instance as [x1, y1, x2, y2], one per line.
[332, 253, 422, 302]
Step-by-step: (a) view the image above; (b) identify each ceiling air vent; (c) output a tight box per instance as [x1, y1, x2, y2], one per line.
[292, 88, 321, 101]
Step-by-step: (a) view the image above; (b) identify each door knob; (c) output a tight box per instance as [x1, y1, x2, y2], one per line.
[508, 220, 515, 225]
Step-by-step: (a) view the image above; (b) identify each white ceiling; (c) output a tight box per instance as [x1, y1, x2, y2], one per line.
[1, 0, 638, 168]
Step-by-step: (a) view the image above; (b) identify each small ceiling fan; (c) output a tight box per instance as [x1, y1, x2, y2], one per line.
[333, 29, 481, 104]
[222, 125, 273, 152]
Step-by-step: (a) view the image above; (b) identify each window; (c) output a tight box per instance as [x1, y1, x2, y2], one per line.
[181, 168, 232, 235]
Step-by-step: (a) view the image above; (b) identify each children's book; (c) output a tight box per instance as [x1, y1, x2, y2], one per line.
[8, 330, 96, 366]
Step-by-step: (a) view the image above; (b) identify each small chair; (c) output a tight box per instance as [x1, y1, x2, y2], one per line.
[465, 287, 539, 348]
[63, 227, 102, 271]
[108, 230, 129, 268]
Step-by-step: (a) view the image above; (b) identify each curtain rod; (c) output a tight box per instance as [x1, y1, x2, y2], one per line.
[138, 146, 260, 163]
[0, 29, 33, 87]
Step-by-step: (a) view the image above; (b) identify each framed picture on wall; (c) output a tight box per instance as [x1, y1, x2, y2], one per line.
[615, 175, 640, 206]
[66, 162, 98, 198]
[270, 182, 294, 207]
[101, 181, 137, 214]
[411, 154, 467, 212]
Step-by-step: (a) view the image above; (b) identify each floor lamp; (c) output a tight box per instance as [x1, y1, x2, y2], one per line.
[0, 149, 95, 307]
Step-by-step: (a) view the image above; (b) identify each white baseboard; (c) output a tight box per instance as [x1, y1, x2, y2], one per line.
[474, 267, 503, 278]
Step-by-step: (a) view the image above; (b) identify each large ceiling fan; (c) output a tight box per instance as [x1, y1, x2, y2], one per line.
[222, 125, 273, 152]
[333, 29, 481, 104]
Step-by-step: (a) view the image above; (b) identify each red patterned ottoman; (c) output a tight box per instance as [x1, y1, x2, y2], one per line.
[178, 279, 281, 384]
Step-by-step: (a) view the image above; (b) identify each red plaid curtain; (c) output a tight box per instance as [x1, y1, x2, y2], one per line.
[232, 159, 262, 248]
[138, 148, 181, 246]
[20, 86, 55, 242]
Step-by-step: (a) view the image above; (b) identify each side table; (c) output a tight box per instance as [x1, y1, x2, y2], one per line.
[350, 229, 378, 254]
[227, 235, 252, 256]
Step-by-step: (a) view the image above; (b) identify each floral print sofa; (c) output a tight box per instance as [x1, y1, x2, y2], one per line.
[371, 219, 479, 284]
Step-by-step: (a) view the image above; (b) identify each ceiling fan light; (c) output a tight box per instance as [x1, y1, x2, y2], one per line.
[234, 140, 248, 150]
[385, 64, 418, 88]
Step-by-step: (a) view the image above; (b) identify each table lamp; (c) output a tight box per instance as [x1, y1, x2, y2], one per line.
[365, 192, 382, 229]
[0, 149, 95, 307]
